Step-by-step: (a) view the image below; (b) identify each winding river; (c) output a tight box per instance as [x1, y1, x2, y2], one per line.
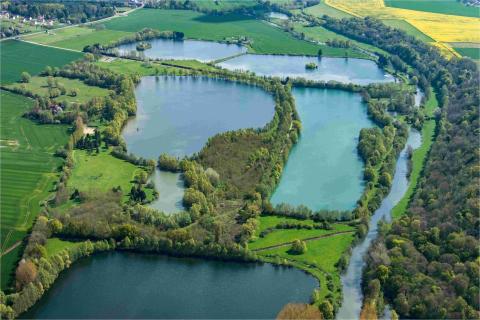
[336, 129, 422, 319]
[23, 253, 318, 319]
[116, 38, 246, 62]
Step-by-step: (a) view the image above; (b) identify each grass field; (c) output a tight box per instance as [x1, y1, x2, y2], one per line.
[385, 0, 479, 18]
[250, 215, 356, 305]
[303, 0, 352, 19]
[101, 9, 321, 55]
[24, 27, 133, 51]
[6, 76, 111, 104]
[68, 149, 147, 200]
[69, 149, 143, 193]
[45, 238, 82, 257]
[293, 23, 389, 57]
[391, 91, 438, 219]
[453, 47, 480, 59]
[381, 19, 434, 42]
[0, 90, 69, 290]
[0, 40, 83, 84]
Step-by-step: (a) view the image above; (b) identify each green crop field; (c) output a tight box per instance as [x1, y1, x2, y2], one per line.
[101, 9, 321, 55]
[0, 90, 69, 290]
[24, 27, 133, 51]
[68, 149, 146, 199]
[381, 19, 434, 42]
[303, 0, 352, 19]
[454, 47, 480, 59]
[6, 76, 111, 104]
[385, 0, 480, 18]
[0, 40, 83, 84]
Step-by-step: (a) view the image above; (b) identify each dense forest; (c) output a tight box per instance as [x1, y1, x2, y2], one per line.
[320, 16, 479, 318]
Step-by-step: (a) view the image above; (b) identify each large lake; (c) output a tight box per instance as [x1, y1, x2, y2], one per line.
[123, 76, 275, 159]
[337, 129, 422, 319]
[23, 252, 318, 319]
[271, 88, 374, 210]
[116, 38, 246, 62]
[218, 54, 394, 85]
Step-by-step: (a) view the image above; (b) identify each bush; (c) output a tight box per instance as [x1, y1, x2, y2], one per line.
[289, 239, 307, 254]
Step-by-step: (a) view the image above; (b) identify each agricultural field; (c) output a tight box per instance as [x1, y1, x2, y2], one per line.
[292, 23, 389, 57]
[101, 9, 321, 55]
[381, 19, 434, 42]
[0, 40, 82, 84]
[320, 0, 480, 57]
[453, 46, 480, 59]
[385, 0, 479, 18]
[23, 26, 133, 51]
[0, 90, 69, 289]
[5, 76, 111, 104]
[302, 0, 352, 19]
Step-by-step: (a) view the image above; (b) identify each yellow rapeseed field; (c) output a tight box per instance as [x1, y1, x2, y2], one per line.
[323, 0, 480, 57]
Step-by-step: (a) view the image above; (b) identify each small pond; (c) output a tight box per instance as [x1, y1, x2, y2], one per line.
[271, 88, 374, 210]
[218, 54, 394, 85]
[337, 128, 422, 319]
[23, 252, 318, 319]
[116, 38, 246, 62]
[148, 168, 185, 213]
[122, 76, 275, 159]
[268, 12, 289, 20]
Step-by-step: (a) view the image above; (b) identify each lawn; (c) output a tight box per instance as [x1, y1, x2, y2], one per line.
[385, 0, 480, 18]
[391, 91, 438, 219]
[0, 40, 83, 84]
[381, 19, 434, 42]
[68, 149, 147, 199]
[24, 27, 133, 51]
[0, 90, 69, 290]
[6, 76, 111, 104]
[102, 9, 321, 55]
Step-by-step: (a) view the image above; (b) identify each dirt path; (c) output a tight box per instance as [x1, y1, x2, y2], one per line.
[1, 241, 21, 257]
[253, 230, 355, 252]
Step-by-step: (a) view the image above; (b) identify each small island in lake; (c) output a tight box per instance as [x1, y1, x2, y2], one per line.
[305, 62, 318, 70]
[136, 41, 152, 51]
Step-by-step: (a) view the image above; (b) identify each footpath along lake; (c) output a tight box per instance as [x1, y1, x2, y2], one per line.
[116, 38, 246, 62]
[23, 252, 318, 319]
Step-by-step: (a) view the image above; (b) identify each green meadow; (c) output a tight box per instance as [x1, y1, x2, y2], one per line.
[24, 27, 133, 51]
[0, 40, 83, 84]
